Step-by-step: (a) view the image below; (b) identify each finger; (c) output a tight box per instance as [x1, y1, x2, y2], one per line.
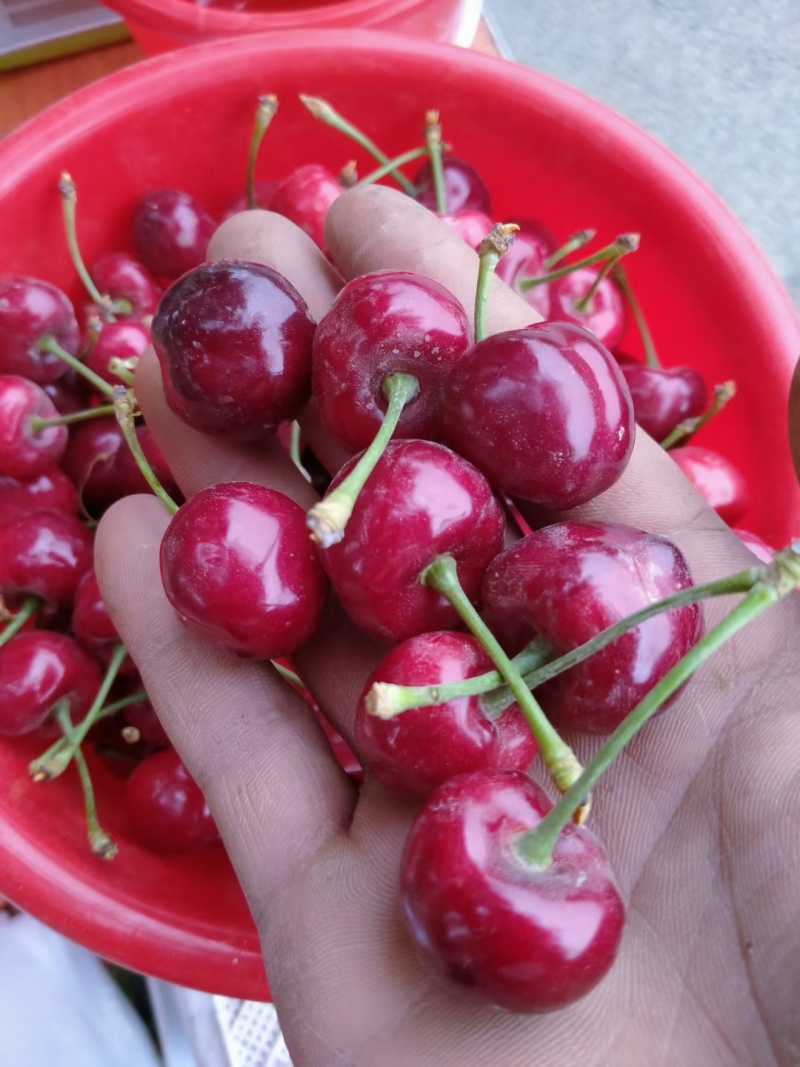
[94, 494, 354, 912]
[326, 185, 753, 580]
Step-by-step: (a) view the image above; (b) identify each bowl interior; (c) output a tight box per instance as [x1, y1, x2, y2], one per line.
[0, 30, 798, 998]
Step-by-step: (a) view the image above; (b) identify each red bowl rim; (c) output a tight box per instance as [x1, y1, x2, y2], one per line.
[1, 28, 798, 996]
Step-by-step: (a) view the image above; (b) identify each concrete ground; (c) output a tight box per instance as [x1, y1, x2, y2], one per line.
[486, 0, 800, 308]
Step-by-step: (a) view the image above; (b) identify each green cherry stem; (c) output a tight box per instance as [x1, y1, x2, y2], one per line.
[420, 554, 585, 804]
[0, 596, 39, 649]
[355, 145, 432, 188]
[298, 95, 417, 195]
[54, 704, 118, 860]
[611, 263, 660, 368]
[424, 110, 447, 215]
[29, 642, 129, 782]
[114, 388, 179, 515]
[516, 543, 800, 867]
[474, 223, 520, 343]
[29, 403, 116, 432]
[574, 234, 640, 313]
[519, 234, 639, 293]
[58, 172, 130, 320]
[288, 421, 311, 483]
[365, 636, 553, 719]
[38, 335, 116, 399]
[370, 563, 764, 718]
[247, 94, 278, 210]
[107, 357, 137, 387]
[543, 229, 597, 270]
[306, 372, 419, 547]
[661, 380, 737, 450]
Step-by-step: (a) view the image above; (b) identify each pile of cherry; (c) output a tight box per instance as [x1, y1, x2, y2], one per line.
[0, 94, 788, 1013]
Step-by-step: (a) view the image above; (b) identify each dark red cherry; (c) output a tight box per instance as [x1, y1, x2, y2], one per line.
[312, 270, 470, 452]
[317, 439, 505, 643]
[125, 748, 220, 854]
[670, 445, 750, 524]
[41, 370, 87, 416]
[482, 521, 700, 734]
[122, 691, 171, 750]
[495, 227, 556, 320]
[618, 361, 708, 442]
[160, 481, 328, 659]
[548, 267, 627, 351]
[85, 320, 150, 387]
[0, 375, 68, 478]
[270, 164, 342, 256]
[62, 417, 178, 516]
[414, 155, 491, 215]
[355, 631, 536, 798]
[0, 509, 93, 606]
[0, 467, 78, 527]
[0, 277, 79, 383]
[401, 769, 625, 1012]
[151, 260, 316, 440]
[133, 189, 217, 280]
[71, 570, 137, 675]
[0, 631, 101, 736]
[89, 253, 161, 320]
[442, 322, 635, 509]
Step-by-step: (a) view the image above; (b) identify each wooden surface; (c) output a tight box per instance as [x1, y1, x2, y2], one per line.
[0, 22, 499, 138]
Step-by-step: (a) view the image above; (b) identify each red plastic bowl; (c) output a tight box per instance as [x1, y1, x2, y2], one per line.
[0, 30, 798, 1000]
[103, 0, 483, 52]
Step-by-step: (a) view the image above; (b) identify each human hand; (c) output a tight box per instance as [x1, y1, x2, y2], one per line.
[95, 186, 800, 1067]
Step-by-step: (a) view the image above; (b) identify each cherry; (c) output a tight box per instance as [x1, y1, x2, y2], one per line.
[0, 375, 69, 478]
[151, 260, 316, 439]
[62, 417, 178, 516]
[122, 690, 171, 750]
[618, 360, 708, 442]
[71, 569, 136, 674]
[312, 270, 470, 452]
[124, 747, 220, 854]
[85, 320, 150, 387]
[270, 164, 342, 256]
[132, 189, 217, 280]
[414, 154, 491, 215]
[439, 209, 494, 249]
[495, 225, 557, 319]
[0, 509, 93, 606]
[316, 439, 505, 644]
[670, 444, 750, 524]
[0, 631, 101, 736]
[547, 267, 627, 351]
[0, 277, 79, 383]
[355, 631, 536, 798]
[160, 481, 328, 659]
[442, 322, 635, 510]
[223, 179, 279, 219]
[41, 371, 88, 416]
[482, 521, 700, 734]
[401, 769, 624, 1012]
[89, 253, 161, 320]
[0, 467, 78, 527]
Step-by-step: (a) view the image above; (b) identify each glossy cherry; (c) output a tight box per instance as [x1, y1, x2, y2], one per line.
[151, 260, 316, 439]
[0, 509, 93, 606]
[618, 360, 708, 442]
[401, 769, 625, 1012]
[414, 154, 491, 215]
[442, 322, 635, 509]
[270, 164, 342, 256]
[85, 320, 150, 386]
[62, 417, 178, 516]
[71, 569, 136, 674]
[0, 277, 79, 383]
[160, 481, 328, 659]
[355, 631, 536, 798]
[132, 189, 217, 280]
[312, 270, 470, 452]
[495, 224, 556, 320]
[125, 748, 220, 854]
[547, 267, 627, 351]
[0, 466, 78, 527]
[0, 631, 102, 736]
[317, 439, 504, 643]
[670, 444, 750, 524]
[482, 521, 700, 733]
[89, 253, 161, 320]
[41, 371, 87, 416]
[439, 209, 494, 249]
[0, 375, 69, 478]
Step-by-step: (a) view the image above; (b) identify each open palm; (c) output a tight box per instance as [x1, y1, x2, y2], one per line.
[96, 186, 800, 1067]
